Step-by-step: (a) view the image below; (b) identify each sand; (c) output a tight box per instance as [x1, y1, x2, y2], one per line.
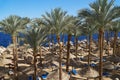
[0, 40, 120, 80]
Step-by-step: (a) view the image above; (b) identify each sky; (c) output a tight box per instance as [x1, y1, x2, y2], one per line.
[0, 0, 120, 20]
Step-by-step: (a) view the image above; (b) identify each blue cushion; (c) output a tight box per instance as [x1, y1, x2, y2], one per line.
[90, 63, 96, 67]
[62, 63, 65, 66]
[80, 58, 83, 61]
[41, 73, 48, 79]
[41, 75, 47, 79]
[102, 72, 110, 76]
[84, 64, 88, 67]
[103, 59, 106, 62]
[68, 71, 71, 75]
[52, 64, 56, 67]
[28, 76, 33, 80]
[72, 69, 77, 75]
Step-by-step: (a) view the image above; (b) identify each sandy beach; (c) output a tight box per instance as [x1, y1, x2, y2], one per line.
[0, 39, 120, 80]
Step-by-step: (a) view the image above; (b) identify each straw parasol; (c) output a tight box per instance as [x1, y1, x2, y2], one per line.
[0, 58, 12, 66]
[44, 53, 58, 61]
[37, 70, 48, 76]
[103, 61, 115, 70]
[0, 46, 6, 54]
[83, 54, 98, 61]
[80, 67, 99, 78]
[0, 72, 4, 79]
[44, 53, 59, 67]
[47, 69, 70, 80]
[107, 55, 120, 63]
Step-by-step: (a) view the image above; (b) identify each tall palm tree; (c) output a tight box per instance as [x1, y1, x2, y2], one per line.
[24, 23, 47, 80]
[0, 15, 30, 80]
[82, 22, 97, 69]
[42, 8, 70, 80]
[110, 21, 120, 56]
[73, 17, 84, 60]
[79, 0, 120, 79]
[32, 18, 46, 68]
[63, 16, 76, 72]
[80, 0, 120, 80]
[79, 13, 97, 69]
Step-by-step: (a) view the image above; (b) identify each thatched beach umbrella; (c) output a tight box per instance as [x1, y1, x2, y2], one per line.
[43, 53, 59, 69]
[103, 61, 115, 70]
[107, 56, 120, 63]
[1, 58, 12, 66]
[78, 50, 86, 56]
[0, 72, 4, 80]
[80, 67, 99, 78]
[44, 53, 59, 67]
[0, 46, 6, 54]
[83, 54, 98, 61]
[37, 70, 48, 76]
[44, 53, 58, 61]
[47, 69, 70, 80]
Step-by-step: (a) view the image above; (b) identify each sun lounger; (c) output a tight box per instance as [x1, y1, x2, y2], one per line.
[36, 76, 41, 80]
[103, 58, 106, 62]
[28, 75, 33, 80]
[71, 69, 77, 75]
[80, 57, 83, 61]
[94, 59, 99, 62]
[41, 72, 48, 79]
[62, 63, 65, 66]
[68, 71, 71, 75]
[0, 76, 4, 80]
[115, 66, 120, 70]
[8, 70, 14, 75]
[102, 72, 110, 77]
[51, 64, 56, 67]
[90, 63, 96, 67]
[115, 78, 119, 80]
[84, 64, 88, 67]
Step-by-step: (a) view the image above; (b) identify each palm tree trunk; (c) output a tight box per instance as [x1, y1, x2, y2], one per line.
[49, 34, 54, 51]
[75, 37, 78, 60]
[48, 36, 51, 51]
[99, 28, 104, 80]
[110, 31, 113, 46]
[113, 31, 118, 56]
[61, 34, 64, 46]
[51, 34, 55, 52]
[12, 36, 18, 80]
[88, 34, 92, 69]
[57, 35, 62, 80]
[106, 31, 110, 45]
[98, 33, 100, 48]
[86, 36, 89, 50]
[33, 48, 37, 80]
[107, 31, 110, 55]
[66, 34, 71, 72]
[39, 46, 43, 69]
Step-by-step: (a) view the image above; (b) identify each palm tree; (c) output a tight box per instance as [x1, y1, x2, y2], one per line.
[0, 15, 30, 80]
[79, 0, 120, 79]
[42, 8, 70, 80]
[73, 17, 84, 60]
[32, 18, 46, 68]
[82, 22, 97, 69]
[79, 13, 97, 69]
[24, 22, 47, 80]
[63, 16, 76, 72]
[42, 17, 55, 52]
[110, 21, 120, 56]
